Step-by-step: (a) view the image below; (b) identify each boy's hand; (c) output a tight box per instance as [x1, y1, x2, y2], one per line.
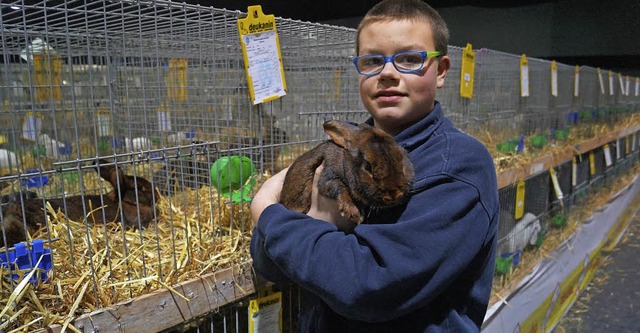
[250, 164, 352, 230]
[250, 167, 288, 227]
[307, 164, 353, 230]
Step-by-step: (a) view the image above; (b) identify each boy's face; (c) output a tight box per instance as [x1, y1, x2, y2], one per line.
[357, 19, 450, 135]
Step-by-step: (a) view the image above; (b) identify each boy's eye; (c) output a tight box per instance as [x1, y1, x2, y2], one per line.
[360, 56, 383, 68]
[395, 53, 424, 67]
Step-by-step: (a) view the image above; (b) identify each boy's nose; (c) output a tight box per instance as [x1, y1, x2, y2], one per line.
[379, 61, 401, 78]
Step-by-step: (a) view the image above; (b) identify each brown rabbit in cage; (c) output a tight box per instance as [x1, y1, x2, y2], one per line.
[279, 120, 414, 230]
[0, 160, 159, 248]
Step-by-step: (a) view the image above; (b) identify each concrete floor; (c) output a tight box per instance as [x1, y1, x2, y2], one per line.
[553, 209, 640, 333]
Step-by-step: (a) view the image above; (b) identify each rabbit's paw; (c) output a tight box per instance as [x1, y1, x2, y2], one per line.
[339, 203, 362, 224]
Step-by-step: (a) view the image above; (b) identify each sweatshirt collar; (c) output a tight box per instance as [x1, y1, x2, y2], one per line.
[365, 101, 444, 151]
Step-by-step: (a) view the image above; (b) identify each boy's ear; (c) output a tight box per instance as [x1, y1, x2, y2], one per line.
[436, 56, 450, 88]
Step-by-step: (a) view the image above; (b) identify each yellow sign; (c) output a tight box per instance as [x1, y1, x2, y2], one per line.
[167, 58, 188, 102]
[573, 65, 580, 97]
[550, 60, 558, 97]
[248, 291, 282, 333]
[549, 167, 563, 205]
[520, 54, 529, 97]
[459, 43, 475, 98]
[237, 5, 287, 105]
[33, 53, 62, 102]
[515, 180, 525, 220]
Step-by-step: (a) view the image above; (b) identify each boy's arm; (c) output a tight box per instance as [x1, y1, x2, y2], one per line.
[253, 176, 495, 322]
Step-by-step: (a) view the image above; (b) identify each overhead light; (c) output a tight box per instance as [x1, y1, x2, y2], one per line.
[10, 6, 21, 10]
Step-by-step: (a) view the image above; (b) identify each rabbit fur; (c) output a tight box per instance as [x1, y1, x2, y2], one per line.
[0, 160, 159, 247]
[280, 120, 414, 229]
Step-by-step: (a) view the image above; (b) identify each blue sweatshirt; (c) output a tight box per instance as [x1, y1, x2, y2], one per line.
[251, 102, 500, 332]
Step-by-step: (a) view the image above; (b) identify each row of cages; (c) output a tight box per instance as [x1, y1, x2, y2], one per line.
[160, 130, 640, 333]
[0, 0, 638, 331]
[1, 2, 639, 178]
[497, 131, 640, 260]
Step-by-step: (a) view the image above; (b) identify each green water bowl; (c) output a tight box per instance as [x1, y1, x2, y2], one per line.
[62, 172, 80, 184]
[534, 229, 547, 248]
[210, 156, 257, 203]
[31, 145, 46, 157]
[496, 141, 516, 154]
[554, 129, 569, 141]
[551, 215, 568, 229]
[530, 135, 547, 149]
[495, 256, 513, 275]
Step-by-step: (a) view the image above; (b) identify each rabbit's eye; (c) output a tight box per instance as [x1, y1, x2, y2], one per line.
[363, 160, 373, 173]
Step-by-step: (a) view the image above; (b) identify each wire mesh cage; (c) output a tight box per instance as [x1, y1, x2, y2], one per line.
[570, 153, 591, 207]
[589, 146, 607, 189]
[524, 171, 550, 218]
[467, 49, 522, 144]
[0, 1, 364, 329]
[0, 0, 639, 331]
[497, 184, 516, 255]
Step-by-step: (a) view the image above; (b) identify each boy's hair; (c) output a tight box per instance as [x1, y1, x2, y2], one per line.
[356, 0, 449, 56]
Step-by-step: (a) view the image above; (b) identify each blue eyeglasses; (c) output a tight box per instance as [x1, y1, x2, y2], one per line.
[353, 50, 441, 76]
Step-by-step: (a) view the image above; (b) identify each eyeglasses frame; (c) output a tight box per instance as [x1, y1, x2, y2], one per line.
[353, 50, 442, 77]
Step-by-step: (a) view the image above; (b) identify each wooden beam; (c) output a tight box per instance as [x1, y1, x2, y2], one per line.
[37, 261, 256, 333]
[496, 124, 640, 189]
[497, 146, 573, 189]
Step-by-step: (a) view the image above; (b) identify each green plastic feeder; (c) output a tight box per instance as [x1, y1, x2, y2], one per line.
[554, 128, 569, 141]
[495, 256, 513, 275]
[31, 145, 46, 157]
[530, 135, 547, 149]
[62, 172, 79, 185]
[496, 139, 517, 154]
[210, 156, 257, 203]
[534, 229, 546, 248]
[98, 138, 111, 153]
[551, 215, 568, 229]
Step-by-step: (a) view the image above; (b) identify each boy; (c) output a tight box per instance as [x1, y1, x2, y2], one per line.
[250, 0, 500, 331]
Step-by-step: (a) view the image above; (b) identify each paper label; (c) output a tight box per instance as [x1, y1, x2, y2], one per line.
[573, 66, 580, 97]
[597, 68, 605, 94]
[460, 43, 475, 99]
[550, 167, 564, 201]
[249, 292, 282, 333]
[604, 144, 612, 167]
[608, 71, 614, 96]
[551, 61, 558, 97]
[520, 55, 529, 97]
[238, 5, 287, 105]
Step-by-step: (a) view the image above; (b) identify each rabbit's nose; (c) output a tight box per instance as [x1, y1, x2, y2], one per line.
[383, 191, 403, 203]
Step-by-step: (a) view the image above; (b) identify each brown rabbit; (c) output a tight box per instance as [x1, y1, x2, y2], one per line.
[0, 160, 159, 247]
[279, 120, 414, 230]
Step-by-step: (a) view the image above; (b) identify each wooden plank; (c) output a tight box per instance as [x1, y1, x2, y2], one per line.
[495, 123, 640, 188]
[37, 261, 256, 333]
[34, 124, 640, 331]
[573, 131, 619, 155]
[497, 146, 573, 189]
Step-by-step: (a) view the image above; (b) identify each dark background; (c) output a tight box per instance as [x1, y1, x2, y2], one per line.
[183, 0, 640, 76]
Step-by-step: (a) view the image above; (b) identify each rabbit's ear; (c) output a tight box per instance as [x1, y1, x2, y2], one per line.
[101, 165, 126, 190]
[323, 120, 359, 149]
